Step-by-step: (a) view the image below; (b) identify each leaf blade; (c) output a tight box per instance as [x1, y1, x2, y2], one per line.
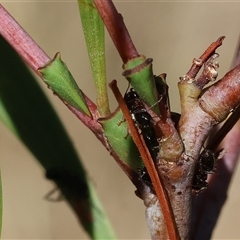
[78, 0, 110, 117]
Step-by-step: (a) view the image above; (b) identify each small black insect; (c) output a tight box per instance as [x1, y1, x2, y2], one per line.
[124, 88, 160, 161]
[199, 149, 217, 173]
[192, 149, 222, 193]
[124, 88, 160, 187]
[137, 166, 153, 187]
[192, 161, 208, 193]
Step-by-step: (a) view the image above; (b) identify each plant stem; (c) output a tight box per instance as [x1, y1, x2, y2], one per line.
[186, 36, 225, 80]
[190, 38, 240, 239]
[190, 120, 240, 240]
[200, 63, 240, 123]
[206, 104, 240, 151]
[0, 5, 49, 73]
[94, 0, 139, 63]
[78, 0, 110, 117]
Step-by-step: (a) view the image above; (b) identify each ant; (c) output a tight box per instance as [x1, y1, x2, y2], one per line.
[124, 88, 160, 187]
[124, 88, 159, 160]
[192, 148, 223, 193]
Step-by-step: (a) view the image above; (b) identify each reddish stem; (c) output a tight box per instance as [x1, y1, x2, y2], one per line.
[94, 0, 139, 63]
[186, 36, 225, 80]
[190, 37, 240, 238]
[199, 63, 240, 123]
[0, 5, 49, 74]
[0, 4, 97, 119]
[206, 104, 240, 151]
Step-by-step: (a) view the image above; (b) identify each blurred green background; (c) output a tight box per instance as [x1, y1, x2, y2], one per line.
[1, 1, 240, 239]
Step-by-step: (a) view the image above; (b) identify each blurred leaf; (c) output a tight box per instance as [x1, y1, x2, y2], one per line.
[0, 35, 116, 240]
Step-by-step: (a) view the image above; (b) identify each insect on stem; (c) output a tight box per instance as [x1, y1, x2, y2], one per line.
[109, 80, 180, 240]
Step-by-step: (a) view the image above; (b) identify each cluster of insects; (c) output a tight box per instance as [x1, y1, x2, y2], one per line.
[124, 87, 222, 193]
[124, 88, 159, 160]
[124, 88, 160, 187]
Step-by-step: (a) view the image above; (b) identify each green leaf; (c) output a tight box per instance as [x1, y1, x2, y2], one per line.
[0, 35, 116, 240]
[88, 182, 117, 239]
[78, 0, 110, 117]
[39, 53, 91, 117]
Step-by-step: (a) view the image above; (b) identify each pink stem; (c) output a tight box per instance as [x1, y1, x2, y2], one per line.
[0, 5, 49, 74]
[94, 0, 139, 63]
[186, 36, 225, 80]
[0, 4, 97, 118]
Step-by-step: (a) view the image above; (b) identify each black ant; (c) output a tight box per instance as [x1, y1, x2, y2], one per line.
[192, 149, 223, 193]
[124, 88, 160, 187]
[124, 88, 159, 160]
